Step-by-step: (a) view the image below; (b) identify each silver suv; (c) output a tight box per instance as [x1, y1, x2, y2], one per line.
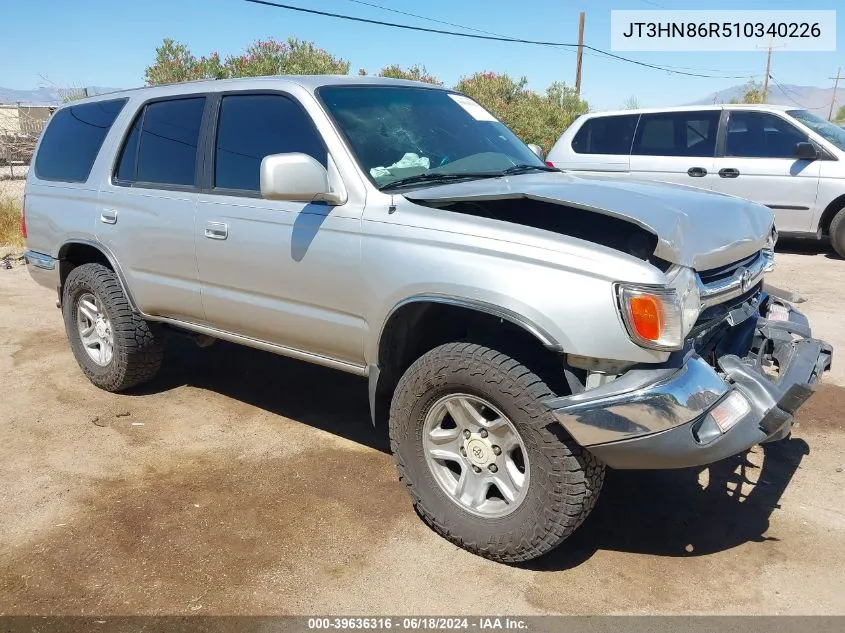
[23, 76, 832, 562]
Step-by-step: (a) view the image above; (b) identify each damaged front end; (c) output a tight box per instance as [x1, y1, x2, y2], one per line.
[545, 283, 832, 470]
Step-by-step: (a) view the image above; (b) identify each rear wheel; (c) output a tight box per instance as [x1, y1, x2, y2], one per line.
[389, 342, 604, 563]
[830, 206, 845, 259]
[62, 263, 164, 391]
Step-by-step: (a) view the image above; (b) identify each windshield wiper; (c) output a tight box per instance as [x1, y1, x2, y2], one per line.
[379, 172, 499, 191]
[379, 164, 560, 191]
[499, 164, 560, 175]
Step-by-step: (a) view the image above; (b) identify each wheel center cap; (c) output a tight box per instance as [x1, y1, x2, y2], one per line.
[465, 438, 491, 466]
[95, 319, 108, 338]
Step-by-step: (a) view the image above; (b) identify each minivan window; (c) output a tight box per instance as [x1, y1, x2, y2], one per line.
[35, 99, 126, 182]
[726, 111, 809, 159]
[632, 111, 720, 157]
[116, 97, 205, 187]
[571, 114, 639, 155]
[787, 109, 845, 152]
[215, 94, 327, 192]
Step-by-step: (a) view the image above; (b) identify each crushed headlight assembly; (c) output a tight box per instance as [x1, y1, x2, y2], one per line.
[615, 266, 701, 351]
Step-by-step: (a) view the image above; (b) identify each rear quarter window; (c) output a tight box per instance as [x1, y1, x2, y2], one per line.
[34, 99, 127, 182]
[571, 114, 639, 155]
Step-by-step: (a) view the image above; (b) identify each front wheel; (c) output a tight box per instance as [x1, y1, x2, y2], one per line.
[62, 263, 164, 392]
[829, 206, 845, 259]
[389, 342, 604, 563]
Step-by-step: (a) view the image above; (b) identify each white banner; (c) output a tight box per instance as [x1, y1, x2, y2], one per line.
[610, 10, 836, 52]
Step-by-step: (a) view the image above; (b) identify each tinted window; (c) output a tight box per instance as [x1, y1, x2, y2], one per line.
[215, 94, 327, 191]
[115, 114, 141, 182]
[135, 98, 205, 186]
[726, 111, 809, 158]
[571, 115, 638, 155]
[632, 111, 720, 157]
[35, 99, 126, 182]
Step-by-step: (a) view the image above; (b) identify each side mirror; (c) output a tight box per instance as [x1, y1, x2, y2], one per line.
[794, 141, 819, 161]
[260, 153, 343, 205]
[527, 143, 546, 161]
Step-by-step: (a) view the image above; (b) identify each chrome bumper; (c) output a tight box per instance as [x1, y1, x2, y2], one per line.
[24, 250, 59, 291]
[545, 299, 832, 469]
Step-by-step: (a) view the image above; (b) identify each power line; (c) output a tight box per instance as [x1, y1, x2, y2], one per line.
[243, 0, 756, 80]
[768, 75, 827, 110]
[342, 0, 758, 75]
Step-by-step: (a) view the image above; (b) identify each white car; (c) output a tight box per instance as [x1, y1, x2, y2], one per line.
[547, 104, 845, 257]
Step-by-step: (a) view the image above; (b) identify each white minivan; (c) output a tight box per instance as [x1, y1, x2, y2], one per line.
[547, 105, 845, 257]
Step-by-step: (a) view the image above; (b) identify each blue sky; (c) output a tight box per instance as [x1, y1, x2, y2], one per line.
[3, 0, 843, 109]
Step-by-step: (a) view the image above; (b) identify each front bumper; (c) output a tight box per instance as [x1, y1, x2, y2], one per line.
[545, 297, 832, 469]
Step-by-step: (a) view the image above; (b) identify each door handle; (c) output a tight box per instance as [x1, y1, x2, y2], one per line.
[204, 222, 228, 240]
[718, 168, 740, 179]
[100, 209, 118, 224]
[687, 167, 707, 178]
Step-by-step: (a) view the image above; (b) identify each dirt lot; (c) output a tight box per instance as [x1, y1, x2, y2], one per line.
[1, 245, 844, 616]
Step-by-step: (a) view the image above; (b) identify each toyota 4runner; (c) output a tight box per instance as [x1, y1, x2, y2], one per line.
[23, 76, 832, 562]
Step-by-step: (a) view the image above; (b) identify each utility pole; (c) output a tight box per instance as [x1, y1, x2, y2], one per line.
[575, 12, 585, 98]
[758, 37, 786, 103]
[829, 67, 842, 121]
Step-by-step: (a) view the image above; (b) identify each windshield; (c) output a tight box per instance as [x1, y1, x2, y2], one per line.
[787, 109, 845, 152]
[317, 85, 546, 189]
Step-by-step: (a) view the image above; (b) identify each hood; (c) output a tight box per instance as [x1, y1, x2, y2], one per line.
[404, 172, 774, 270]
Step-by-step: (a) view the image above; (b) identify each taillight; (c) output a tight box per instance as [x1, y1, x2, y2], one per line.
[20, 194, 27, 239]
[545, 161, 556, 168]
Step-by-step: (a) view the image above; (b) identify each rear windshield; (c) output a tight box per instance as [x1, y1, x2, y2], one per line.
[35, 99, 126, 182]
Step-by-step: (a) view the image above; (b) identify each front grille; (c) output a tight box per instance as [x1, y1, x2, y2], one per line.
[695, 250, 769, 310]
[698, 252, 760, 285]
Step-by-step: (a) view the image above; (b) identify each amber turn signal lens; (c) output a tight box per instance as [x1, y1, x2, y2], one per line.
[629, 294, 663, 341]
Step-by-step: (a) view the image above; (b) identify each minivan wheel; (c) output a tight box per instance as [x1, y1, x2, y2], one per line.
[62, 263, 164, 392]
[829, 206, 845, 259]
[389, 342, 604, 563]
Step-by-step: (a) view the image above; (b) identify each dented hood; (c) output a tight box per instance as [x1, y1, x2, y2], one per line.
[404, 172, 774, 270]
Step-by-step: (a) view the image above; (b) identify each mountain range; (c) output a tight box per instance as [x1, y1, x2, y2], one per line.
[689, 83, 843, 118]
[0, 85, 122, 105]
[2, 82, 843, 119]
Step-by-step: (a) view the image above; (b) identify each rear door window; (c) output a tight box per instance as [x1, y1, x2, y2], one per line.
[34, 99, 126, 182]
[115, 97, 205, 187]
[571, 114, 639, 155]
[632, 111, 720, 157]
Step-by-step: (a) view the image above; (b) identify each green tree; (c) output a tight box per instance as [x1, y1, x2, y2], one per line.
[454, 72, 588, 151]
[377, 64, 442, 85]
[144, 37, 349, 85]
[729, 80, 765, 104]
[835, 105, 845, 122]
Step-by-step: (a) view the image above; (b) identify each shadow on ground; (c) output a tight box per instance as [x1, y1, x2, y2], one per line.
[775, 239, 840, 259]
[134, 336, 829, 571]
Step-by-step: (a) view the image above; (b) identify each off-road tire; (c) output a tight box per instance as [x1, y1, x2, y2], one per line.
[829, 206, 845, 259]
[389, 342, 604, 563]
[62, 263, 164, 391]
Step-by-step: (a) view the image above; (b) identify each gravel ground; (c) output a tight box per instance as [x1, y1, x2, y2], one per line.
[0, 246, 843, 615]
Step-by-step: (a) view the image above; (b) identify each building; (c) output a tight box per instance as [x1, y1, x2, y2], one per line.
[0, 104, 55, 165]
